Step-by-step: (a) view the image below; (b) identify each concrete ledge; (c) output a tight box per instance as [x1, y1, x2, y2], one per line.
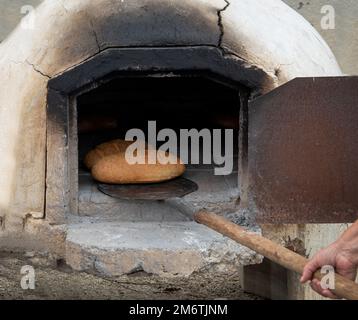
[66, 221, 262, 277]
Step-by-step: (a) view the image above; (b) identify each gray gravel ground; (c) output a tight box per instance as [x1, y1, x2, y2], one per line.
[0, 251, 262, 300]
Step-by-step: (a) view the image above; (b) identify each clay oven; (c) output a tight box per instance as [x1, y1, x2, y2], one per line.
[0, 0, 346, 276]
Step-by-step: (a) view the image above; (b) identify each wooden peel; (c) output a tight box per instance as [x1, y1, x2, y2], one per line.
[195, 211, 358, 301]
[98, 179, 358, 300]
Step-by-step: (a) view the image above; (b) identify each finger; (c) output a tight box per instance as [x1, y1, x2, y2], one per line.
[310, 278, 339, 300]
[310, 279, 323, 293]
[321, 289, 339, 300]
[310, 279, 328, 298]
[301, 259, 322, 283]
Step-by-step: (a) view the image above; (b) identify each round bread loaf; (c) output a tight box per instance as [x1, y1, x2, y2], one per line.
[85, 139, 186, 184]
[84, 139, 134, 169]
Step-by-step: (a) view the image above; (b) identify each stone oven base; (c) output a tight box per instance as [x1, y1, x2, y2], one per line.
[0, 213, 262, 279]
[65, 221, 262, 277]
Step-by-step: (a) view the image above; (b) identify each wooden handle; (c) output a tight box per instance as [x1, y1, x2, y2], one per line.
[195, 210, 358, 300]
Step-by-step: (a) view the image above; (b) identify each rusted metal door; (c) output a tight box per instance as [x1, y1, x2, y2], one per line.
[249, 77, 358, 223]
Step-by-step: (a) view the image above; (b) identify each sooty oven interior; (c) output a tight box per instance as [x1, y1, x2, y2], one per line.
[72, 72, 245, 222]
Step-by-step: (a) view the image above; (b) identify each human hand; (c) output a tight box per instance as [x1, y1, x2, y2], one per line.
[300, 241, 357, 299]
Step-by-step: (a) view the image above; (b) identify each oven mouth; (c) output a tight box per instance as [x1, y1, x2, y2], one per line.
[45, 45, 253, 226]
[71, 72, 243, 221]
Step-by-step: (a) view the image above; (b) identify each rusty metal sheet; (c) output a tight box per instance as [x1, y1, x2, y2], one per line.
[98, 177, 198, 201]
[249, 77, 358, 223]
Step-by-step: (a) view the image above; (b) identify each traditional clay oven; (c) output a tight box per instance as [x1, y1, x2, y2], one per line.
[0, 0, 347, 278]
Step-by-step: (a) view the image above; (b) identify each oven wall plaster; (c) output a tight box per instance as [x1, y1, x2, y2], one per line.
[0, 0, 342, 233]
[0, 1, 345, 285]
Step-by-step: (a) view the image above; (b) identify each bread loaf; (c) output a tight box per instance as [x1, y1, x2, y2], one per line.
[84, 139, 134, 169]
[85, 139, 186, 184]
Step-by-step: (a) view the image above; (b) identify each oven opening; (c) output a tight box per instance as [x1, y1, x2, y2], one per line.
[75, 74, 241, 221]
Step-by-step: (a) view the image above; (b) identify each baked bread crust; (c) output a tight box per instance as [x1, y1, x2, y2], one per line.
[85, 139, 185, 184]
[84, 139, 134, 169]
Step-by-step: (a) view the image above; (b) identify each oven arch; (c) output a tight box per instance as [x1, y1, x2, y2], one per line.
[46, 46, 250, 224]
